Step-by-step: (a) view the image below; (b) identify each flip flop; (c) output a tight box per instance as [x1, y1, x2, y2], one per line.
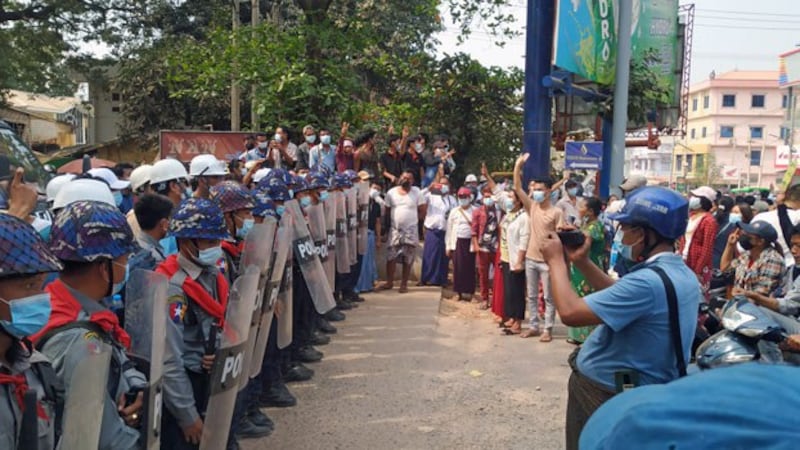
[502, 328, 521, 336]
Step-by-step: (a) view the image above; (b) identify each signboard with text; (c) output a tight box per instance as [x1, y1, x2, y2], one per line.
[565, 141, 603, 170]
[159, 131, 251, 162]
[776, 145, 791, 170]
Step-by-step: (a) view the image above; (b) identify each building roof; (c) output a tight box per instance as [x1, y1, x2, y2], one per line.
[5, 89, 83, 115]
[690, 70, 779, 93]
[714, 70, 779, 81]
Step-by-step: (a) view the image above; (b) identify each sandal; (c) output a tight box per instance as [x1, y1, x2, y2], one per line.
[539, 331, 553, 343]
[375, 283, 394, 291]
[398, 285, 409, 293]
[502, 327, 521, 336]
[520, 328, 541, 339]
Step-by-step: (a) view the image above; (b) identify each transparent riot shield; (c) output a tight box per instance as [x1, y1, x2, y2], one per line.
[306, 203, 329, 265]
[60, 342, 112, 450]
[335, 191, 351, 274]
[346, 187, 358, 265]
[356, 181, 369, 255]
[125, 269, 168, 450]
[200, 266, 260, 450]
[286, 200, 337, 314]
[277, 212, 294, 350]
[237, 222, 276, 390]
[322, 195, 337, 290]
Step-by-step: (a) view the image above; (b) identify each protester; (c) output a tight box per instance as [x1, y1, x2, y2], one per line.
[295, 125, 316, 171]
[541, 186, 700, 450]
[150, 159, 192, 207]
[681, 186, 718, 287]
[566, 197, 605, 345]
[335, 122, 355, 172]
[129, 193, 173, 270]
[275, 125, 298, 164]
[499, 189, 529, 335]
[752, 183, 800, 267]
[446, 187, 477, 301]
[420, 176, 456, 287]
[354, 130, 380, 176]
[308, 128, 337, 173]
[356, 177, 382, 293]
[378, 170, 425, 293]
[471, 184, 499, 309]
[403, 136, 425, 187]
[380, 128, 409, 187]
[720, 221, 785, 296]
[556, 179, 581, 226]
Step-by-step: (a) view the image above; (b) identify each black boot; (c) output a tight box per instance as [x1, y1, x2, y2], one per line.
[259, 381, 297, 408]
[310, 331, 330, 346]
[317, 317, 338, 334]
[325, 309, 346, 322]
[236, 416, 273, 439]
[284, 362, 314, 382]
[294, 346, 324, 363]
[246, 404, 274, 429]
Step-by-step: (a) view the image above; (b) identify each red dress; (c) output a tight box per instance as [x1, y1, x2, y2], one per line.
[491, 227, 506, 319]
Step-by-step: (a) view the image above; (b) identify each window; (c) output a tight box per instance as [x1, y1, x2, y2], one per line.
[720, 126, 734, 138]
[703, 95, 710, 109]
[750, 150, 762, 166]
[696, 154, 704, 170]
[750, 126, 764, 139]
[686, 154, 694, 172]
[702, 127, 707, 138]
[781, 127, 791, 140]
[722, 94, 736, 107]
[111, 106, 120, 113]
[690, 128, 696, 139]
[751, 94, 765, 108]
[783, 95, 789, 108]
[111, 92, 121, 102]
[692, 98, 698, 111]
[676, 155, 683, 171]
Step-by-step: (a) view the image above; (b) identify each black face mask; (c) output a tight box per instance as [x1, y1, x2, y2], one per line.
[739, 234, 754, 251]
[246, 143, 255, 150]
[401, 179, 411, 189]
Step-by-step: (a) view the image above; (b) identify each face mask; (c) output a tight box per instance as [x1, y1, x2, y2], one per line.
[567, 188, 578, 197]
[550, 191, 559, 204]
[112, 262, 129, 296]
[321, 135, 331, 145]
[306, 134, 317, 144]
[614, 229, 636, 262]
[246, 143, 255, 150]
[319, 190, 330, 202]
[689, 197, 701, 210]
[401, 180, 411, 190]
[38, 225, 51, 242]
[113, 191, 124, 207]
[369, 188, 379, 199]
[198, 246, 223, 267]
[440, 185, 449, 195]
[0, 293, 51, 339]
[503, 198, 514, 211]
[276, 205, 286, 216]
[728, 213, 742, 224]
[483, 197, 495, 208]
[414, 143, 423, 151]
[459, 198, 471, 207]
[532, 190, 546, 203]
[258, 142, 268, 150]
[299, 196, 312, 208]
[274, 134, 283, 143]
[160, 236, 178, 255]
[237, 218, 254, 239]
[739, 235, 754, 251]
[183, 186, 193, 200]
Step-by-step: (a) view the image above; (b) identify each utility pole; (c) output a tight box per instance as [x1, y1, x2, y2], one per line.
[251, 0, 261, 131]
[231, 1, 241, 131]
[607, 0, 633, 195]
[745, 140, 752, 188]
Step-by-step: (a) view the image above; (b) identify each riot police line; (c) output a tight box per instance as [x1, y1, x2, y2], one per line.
[0, 163, 372, 450]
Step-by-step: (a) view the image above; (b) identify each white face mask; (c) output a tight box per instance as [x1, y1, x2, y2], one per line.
[689, 197, 701, 210]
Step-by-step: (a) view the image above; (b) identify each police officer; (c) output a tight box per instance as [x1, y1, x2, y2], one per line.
[189, 155, 227, 199]
[0, 214, 64, 450]
[154, 198, 233, 449]
[332, 173, 359, 311]
[33, 201, 146, 450]
[128, 193, 174, 272]
[306, 172, 339, 335]
[540, 187, 701, 450]
[150, 159, 192, 208]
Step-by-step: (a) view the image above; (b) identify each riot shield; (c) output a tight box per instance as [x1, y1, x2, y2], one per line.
[249, 221, 290, 378]
[356, 181, 369, 255]
[277, 212, 294, 350]
[237, 222, 275, 389]
[306, 203, 329, 265]
[125, 269, 168, 450]
[335, 191, 351, 274]
[286, 200, 337, 314]
[322, 195, 337, 290]
[200, 266, 259, 450]
[346, 187, 358, 265]
[60, 342, 112, 450]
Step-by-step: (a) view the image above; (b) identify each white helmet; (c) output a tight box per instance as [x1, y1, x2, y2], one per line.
[150, 159, 189, 186]
[88, 168, 130, 190]
[46, 174, 76, 203]
[190, 154, 227, 177]
[129, 164, 153, 192]
[52, 178, 115, 210]
[252, 168, 272, 184]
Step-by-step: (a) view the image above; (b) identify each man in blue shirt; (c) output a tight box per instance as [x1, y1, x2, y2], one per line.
[308, 128, 337, 172]
[541, 186, 701, 450]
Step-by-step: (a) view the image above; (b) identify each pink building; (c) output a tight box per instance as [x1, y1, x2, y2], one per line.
[681, 70, 787, 188]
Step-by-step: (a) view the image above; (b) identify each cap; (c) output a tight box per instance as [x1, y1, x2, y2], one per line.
[169, 198, 229, 240]
[357, 170, 371, 181]
[619, 175, 647, 192]
[465, 174, 478, 183]
[0, 214, 62, 278]
[690, 186, 716, 203]
[211, 181, 255, 213]
[343, 139, 354, 148]
[737, 220, 778, 242]
[50, 200, 138, 262]
[752, 200, 769, 214]
[88, 168, 130, 190]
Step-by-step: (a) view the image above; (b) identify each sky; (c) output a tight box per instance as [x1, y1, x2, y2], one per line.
[435, 0, 800, 85]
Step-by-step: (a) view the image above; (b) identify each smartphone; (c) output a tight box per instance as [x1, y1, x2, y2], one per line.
[557, 230, 585, 247]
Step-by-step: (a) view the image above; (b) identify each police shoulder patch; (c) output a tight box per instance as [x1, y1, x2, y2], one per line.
[168, 295, 187, 324]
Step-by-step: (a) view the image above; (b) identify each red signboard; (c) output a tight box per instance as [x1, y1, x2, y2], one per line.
[159, 130, 251, 162]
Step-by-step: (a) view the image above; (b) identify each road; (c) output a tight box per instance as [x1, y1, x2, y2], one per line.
[243, 286, 573, 450]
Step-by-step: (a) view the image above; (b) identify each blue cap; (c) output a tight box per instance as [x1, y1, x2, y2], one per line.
[607, 186, 688, 240]
[262, 168, 293, 187]
[50, 200, 138, 262]
[252, 190, 278, 218]
[332, 174, 352, 189]
[0, 214, 62, 278]
[307, 172, 330, 190]
[169, 198, 229, 240]
[737, 220, 778, 243]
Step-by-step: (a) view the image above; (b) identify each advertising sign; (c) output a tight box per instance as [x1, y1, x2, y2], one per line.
[565, 141, 604, 170]
[160, 131, 251, 162]
[776, 145, 791, 170]
[554, 0, 679, 96]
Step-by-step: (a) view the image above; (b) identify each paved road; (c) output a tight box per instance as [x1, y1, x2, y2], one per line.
[244, 287, 573, 450]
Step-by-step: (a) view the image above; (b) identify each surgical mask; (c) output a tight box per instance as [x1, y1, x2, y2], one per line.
[503, 198, 514, 211]
[532, 190, 546, 203]
[306, 134, 317, 144]
[237, 218, 254, 239]
[414, 143, 423, 151]
[483, 197, 495, 208]
[689, 197, 701, 210]
[319, 190, 330, 202]
[369, 188, 379, 199]
[0, 293, 51, 339]
[258, 142, 268, 150]
[274, 134, 283, 143]
[728, 213, 742, 225]
[160, 236, 178, 255]
[567, 187, 578, 197]
[739, 235, 754, 251]
[300, 196, 312, 208]
[288, 189, 294, 199]
[440, 185, 449, 195]
[112, 262, 129, 296]
[38, 225, 51, 242]
[197, 246, 223, 267]
[184, 187, 193, 200]
[459, 198, 471, 207]
[276, 205, 286, 216]
[113, 191, 124, 207]
[321, 135, 331, 145]
[614, 229, 635, 262]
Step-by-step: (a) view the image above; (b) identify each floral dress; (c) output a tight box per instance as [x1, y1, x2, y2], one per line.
[568, 219, 607, 343]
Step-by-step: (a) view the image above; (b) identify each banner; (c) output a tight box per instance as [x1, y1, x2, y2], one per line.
[565, 141, 603, 170]
[721, 165, 739, 181]
[776, 145, 792, 170]
[554, 0, 679, 95]
[159, 131, 251, 162]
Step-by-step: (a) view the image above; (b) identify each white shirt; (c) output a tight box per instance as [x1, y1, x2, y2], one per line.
[385, 186, 424, 232]
[445, 205, 475, 251]
[424, 193, 457, 230]
[753, 208, 800, 267]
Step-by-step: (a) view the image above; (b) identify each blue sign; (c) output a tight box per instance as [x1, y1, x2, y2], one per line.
[565, 141, 604, 170]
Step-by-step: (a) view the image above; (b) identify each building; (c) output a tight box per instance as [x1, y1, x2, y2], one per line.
[81, 65, 125, 145]
[679, 70, 785, 189]
[0, 89, 92, 150]
[624, 135, 674, 185]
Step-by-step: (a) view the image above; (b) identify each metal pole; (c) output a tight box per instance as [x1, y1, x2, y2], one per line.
[231, 1, 241, 131]
[250, 0, 260, 130]
[522, 0, 555, 183]
[607, 0, 634, 194]
[758, 140, 765, 187]
[746, 140, 752, 188]
[669, 140, 675, 187]
[791, 88, 797, 163]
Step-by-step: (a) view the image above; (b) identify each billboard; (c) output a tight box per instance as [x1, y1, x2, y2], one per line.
[779, 49, 800, 88]
[776, 145, 791, 170]
[159, 131, 250, 162]
[553, 0, 679, 95]
[565, 141, 604, 170]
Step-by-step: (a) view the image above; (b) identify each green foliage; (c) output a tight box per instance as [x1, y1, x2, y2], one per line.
[627, 48, 673, 126]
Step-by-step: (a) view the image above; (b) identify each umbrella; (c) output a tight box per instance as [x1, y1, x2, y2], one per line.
[57, 157, 116, 174]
